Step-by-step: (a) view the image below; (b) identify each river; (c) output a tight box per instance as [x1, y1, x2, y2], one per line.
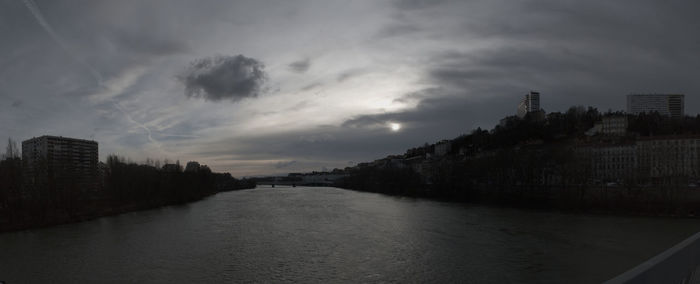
[1, 186, 700, 283]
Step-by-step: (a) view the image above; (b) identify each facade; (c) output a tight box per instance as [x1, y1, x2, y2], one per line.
[626, 94, 685, 118]
[601, 115, 628, 136]
[577, 144, 637, 182]
[434, 140, 452, 156]
[577, 136, 700, 182]
[637, 136, 700, 178]
[517, 91, 541, 118]
[22, 135, 99, 196]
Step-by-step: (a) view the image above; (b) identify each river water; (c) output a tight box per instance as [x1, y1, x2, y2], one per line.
[1, 186, 700, 283]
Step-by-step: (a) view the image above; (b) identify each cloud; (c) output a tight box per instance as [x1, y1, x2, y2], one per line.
[342, 115, 392, 129]
[275, 160, 298, 169]
[337, 68, 366, 82]
[375, 23, 421, 39]
[393, 0, 451, 11]
[300, 82, 322, 92]
[179, 55, 268, 102]
[288, 58, 311, 73]
[111, 31, 189, 57]
[297, 133, 336, 143]
[20, 0, 103, 85]
[4, 0, 700, 177]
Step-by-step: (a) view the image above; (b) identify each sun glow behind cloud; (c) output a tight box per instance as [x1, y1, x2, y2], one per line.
[389, 122, 401, 132]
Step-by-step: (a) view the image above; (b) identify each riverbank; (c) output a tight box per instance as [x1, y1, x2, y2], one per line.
[0, 184, 255, 233]
[0, 155, 257, 233]
[334, 182, 700, 218]
[0, 198, 204, 233]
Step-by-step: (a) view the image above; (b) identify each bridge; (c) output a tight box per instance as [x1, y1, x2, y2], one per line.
[605, 232, 700, 284]
[255, 180, 299, 187]
[253, 178, 335, 188]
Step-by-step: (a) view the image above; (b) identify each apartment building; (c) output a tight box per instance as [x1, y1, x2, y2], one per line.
[626, 94, 685, 118]
[22, 135, 99, 196]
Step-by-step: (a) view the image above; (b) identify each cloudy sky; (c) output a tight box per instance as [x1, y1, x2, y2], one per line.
[1, 0, 698, 176]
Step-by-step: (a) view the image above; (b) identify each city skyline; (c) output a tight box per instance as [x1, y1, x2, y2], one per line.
[1, 1, 699, 176]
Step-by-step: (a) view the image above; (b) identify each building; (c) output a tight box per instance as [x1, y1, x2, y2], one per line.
[517, 91, 541, 118]
[22, 135, 99, 197]
[626, 94, 685, 118]
[434, 140, 452, 156]
[637, 136, 700, 178]
[576, 136, 700, 182]
[184, 161, 201, 172]
[577, 143, 637, 182]
[601, 115, 628, 136]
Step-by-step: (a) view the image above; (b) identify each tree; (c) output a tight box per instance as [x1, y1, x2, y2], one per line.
[5, 138, 19, 160]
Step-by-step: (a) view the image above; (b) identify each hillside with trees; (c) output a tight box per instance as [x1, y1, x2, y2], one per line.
[336, 107, 700, 215]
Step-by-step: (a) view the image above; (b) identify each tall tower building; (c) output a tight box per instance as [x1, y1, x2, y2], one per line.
[626, 94, 685, 117]
[22, 135, 99, 197]
[517, 91, 541, 118]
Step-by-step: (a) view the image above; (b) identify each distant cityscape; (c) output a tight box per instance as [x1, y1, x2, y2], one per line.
[1, 91, 697, 225]
[274, 93, 690, 183]
[10, 92, 692, 189]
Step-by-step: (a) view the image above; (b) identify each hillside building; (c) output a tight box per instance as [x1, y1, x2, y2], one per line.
[517, 91, 541, 118]
[637, 136, 700, 178]
[626, 94, 685, 118]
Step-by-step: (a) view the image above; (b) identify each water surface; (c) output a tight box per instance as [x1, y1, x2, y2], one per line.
[1, 186, 699, 283]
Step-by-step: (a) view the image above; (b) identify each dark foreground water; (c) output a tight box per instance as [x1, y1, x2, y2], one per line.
[2, 186, 700, 283]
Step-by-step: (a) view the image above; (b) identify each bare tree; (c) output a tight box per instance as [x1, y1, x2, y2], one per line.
[5, 137, 19, 159]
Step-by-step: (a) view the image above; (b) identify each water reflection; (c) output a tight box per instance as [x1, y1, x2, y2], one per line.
[1, 187, 699, 283]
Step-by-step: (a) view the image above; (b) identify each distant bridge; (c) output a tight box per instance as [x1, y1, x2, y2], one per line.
[254, 179, 335, 187]
[255, 181, 299, 187]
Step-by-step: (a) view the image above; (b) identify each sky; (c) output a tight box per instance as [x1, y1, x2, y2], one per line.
[1, 0, 699, 176]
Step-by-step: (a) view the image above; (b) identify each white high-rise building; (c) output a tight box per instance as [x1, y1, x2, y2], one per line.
[517, 91, 540, 118]
[22, 135, 99, 196]
[626, 94, 685, 118]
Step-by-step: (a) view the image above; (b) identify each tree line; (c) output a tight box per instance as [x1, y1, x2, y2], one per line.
[0, 143, 254, 232]
[336, 107, 700, 215]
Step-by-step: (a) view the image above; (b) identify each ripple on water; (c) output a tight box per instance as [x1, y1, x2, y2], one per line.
[1, 186, 700, 283]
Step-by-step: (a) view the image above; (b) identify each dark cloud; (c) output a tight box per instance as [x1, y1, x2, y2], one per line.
[375, 23, 421, 39]
[393, 0, 451, 11]
[300, 82, 322, 92]
[11, 100, 22, 107]
[337, 68, 366, 82]
[180, 55, 268, 102]
[275, 160, 298, 169]
[111, 31, 189, 57]
[192, 95, 512, 174]
[288, 58, 311, 73]
[192, 94, 518, 171]
[392, 88, 438, 104]
[343, 95, 512, 133]
[389, 0, 700, 115]
[342, 115, 391, 129]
